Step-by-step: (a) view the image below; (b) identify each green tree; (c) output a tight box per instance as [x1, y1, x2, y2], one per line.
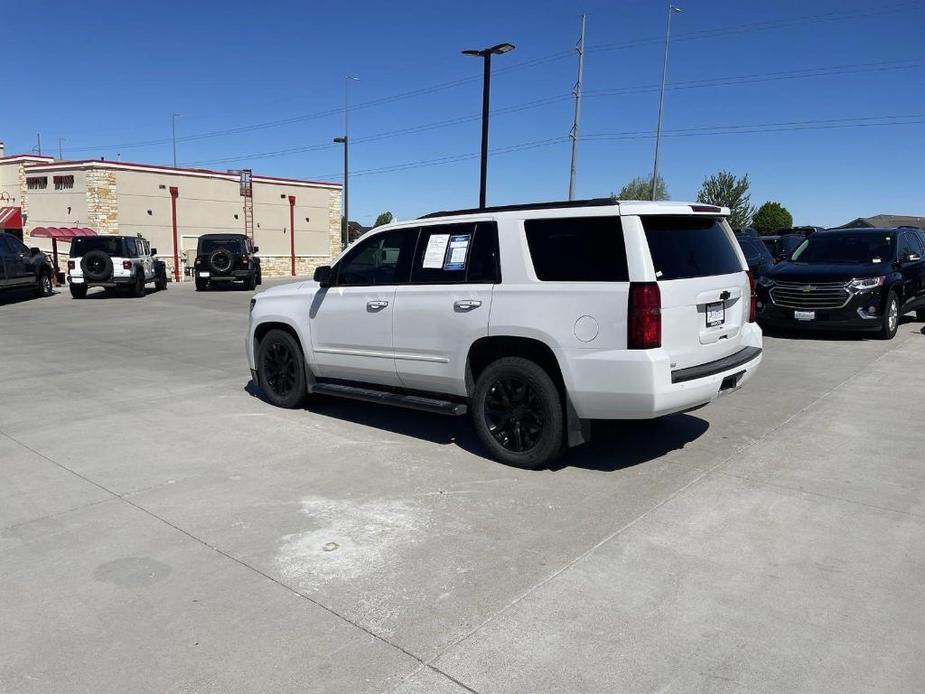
[373, 211, 394, 227]
[752, 201, 793, 235]
[616, 175, 669, 201]
[696, 170, 756, 229]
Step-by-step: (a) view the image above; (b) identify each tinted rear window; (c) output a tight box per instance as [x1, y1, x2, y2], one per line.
[70, 236, 124, 257]
[200, 238, 245, 254]
[642, 216, 742, 280]
[525, 216, 627, 282]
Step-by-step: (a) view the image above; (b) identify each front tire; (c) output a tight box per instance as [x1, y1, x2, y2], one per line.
[879, 291, 899, 340]
[471, 356, 564, 469]
[69, 283, 87, 299]
[257, 329, 306, 409]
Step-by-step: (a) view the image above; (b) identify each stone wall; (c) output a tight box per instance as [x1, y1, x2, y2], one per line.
[86, 170, 119, 235]
[258, 255, 328, 279]
[328, 188, 343, 260]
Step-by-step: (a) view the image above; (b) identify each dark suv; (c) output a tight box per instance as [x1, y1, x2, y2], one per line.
[194, 234, 261, 291]
[756, 227, 925, 339]
[0, 231, 54, 298]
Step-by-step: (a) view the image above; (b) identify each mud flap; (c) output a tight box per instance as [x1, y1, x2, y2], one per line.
[566, 395, 590, 448]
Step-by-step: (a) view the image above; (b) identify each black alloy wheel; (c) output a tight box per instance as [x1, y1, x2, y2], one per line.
[257, 329, 306, 408]
[472, 356, 564, 469]
[81, 251, 113, 281]
[484, 377, 545, 453]
[35, 272, 53, 297]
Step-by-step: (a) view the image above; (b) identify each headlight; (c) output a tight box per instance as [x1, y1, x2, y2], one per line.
[249, 298, 257, 313]
[848, 277, 885, 291]
[757, 276, 775, 288]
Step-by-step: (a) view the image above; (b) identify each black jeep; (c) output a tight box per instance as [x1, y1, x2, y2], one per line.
[194, 234, 261, 291]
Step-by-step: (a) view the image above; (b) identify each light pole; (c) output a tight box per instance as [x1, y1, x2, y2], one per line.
[334, 76, 359, 248]
[462, 42, 515, 209]
[650, 3, 681, 200]
[171, 113, 182, 168]
[58, 138, 66, 160]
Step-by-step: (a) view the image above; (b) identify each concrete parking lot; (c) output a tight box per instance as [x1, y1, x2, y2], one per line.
[2, 279, 924, 693]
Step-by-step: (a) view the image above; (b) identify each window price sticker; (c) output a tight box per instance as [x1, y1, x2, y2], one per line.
[444, 234, 471, 270]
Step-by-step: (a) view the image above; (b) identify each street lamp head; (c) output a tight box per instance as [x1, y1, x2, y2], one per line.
[461, 49, 483, 57]
[333, 137, 346, 144]
[489, 43, 515, 54]
[671, 5, 682, 12]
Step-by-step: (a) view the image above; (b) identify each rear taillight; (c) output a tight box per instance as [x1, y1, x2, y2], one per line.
[628, 282, 661, 349]
[240, 254, 250, 266]
[123, 260, 132, 270]
[67, 260, 75, 270]
[747, 272, 757, 323]
[194, 255, 202, 266]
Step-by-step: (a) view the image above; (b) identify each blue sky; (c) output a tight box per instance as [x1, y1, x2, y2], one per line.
[4, 0, 923, 226]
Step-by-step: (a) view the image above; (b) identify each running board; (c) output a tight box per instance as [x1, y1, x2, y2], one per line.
[312, 383, 468, 416]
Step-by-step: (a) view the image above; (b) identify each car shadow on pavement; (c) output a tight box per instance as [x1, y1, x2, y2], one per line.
[0, 289, 54, 306]
[244, 380, 709, 473]
[760, 316, 919, 341]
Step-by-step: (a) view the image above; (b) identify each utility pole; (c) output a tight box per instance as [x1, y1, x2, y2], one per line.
[34, 133, 42, 156]
[568, 14, 587, 200]
[58, 138, 65, 160]
[651, 3, 682, 200]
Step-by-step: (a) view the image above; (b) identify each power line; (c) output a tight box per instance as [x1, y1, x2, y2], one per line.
[186, 59, 922, 167]
[302, 113, 925, 180]
[61, 1, 918, 156]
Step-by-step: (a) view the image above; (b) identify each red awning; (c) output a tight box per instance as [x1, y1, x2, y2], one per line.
[0, 206, 22, 229]
[30, 227, 98, 240]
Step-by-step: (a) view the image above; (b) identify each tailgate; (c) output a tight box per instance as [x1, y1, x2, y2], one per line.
[659, 271, 751, 370]
[641, 214, 751, 371]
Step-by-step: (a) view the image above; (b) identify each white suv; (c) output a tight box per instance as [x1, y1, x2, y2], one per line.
[68, 234, 168, 298]
[246, 199, 762, 468]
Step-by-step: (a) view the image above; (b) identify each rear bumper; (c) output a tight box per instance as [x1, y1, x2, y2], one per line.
[68, 274, 135, 287]
[560, 324, 763, 419]
[198, 269, 253, 281]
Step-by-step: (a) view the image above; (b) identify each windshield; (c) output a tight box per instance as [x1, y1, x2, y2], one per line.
[200, 238, 245, 254]
[70, 236, 124, 257]
[790, 233, 894, 264]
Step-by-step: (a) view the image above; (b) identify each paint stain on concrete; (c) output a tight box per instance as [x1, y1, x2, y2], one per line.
[93, 557, 171, 588]
[276, 496, 429, 590]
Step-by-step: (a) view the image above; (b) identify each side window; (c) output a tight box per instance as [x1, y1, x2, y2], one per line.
[466, 222, 501, 283]
[0, 236, 11, 255]
[336, 228, 417, 286]
[915, 232, 925, 256]
[124, 238, 137, 258]
[738, 238, 758, 263]
[9, 237, 29, 255]
[525, 216, 628, 281]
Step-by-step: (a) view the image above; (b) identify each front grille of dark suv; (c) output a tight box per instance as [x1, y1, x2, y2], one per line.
[769, 281, 850, 309]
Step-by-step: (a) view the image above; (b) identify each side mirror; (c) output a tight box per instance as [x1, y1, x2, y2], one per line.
[30, 247, 42, 256]
[903, 253, 921, 263]
[253, 246, 260, 253]
[313, 265, 333, 287]
[150, 248, 158, 255]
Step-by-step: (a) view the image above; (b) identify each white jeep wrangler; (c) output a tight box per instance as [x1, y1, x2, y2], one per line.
[68, 234, 168, 299]
[246, 199, 762, 468]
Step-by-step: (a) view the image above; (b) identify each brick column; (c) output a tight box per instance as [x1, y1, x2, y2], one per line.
[86, 170, 119, 235]
[328, 188, 343, 261]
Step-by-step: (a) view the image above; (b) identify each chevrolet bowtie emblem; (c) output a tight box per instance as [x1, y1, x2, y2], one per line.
[802, 285, 814, 292]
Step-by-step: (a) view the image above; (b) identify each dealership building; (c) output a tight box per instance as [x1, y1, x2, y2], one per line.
[0, 141, 342, 279]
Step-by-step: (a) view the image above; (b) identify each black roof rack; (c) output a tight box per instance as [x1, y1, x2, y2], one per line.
[418, 198, 617, 219]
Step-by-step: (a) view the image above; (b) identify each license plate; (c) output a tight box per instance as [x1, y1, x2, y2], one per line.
[794, 310, 815, 321]
[198, 272, 210, 278]
[706, 302, 725, 328]
[70, 277, 84, 284]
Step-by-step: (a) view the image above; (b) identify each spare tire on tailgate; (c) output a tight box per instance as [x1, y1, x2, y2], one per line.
[81, 250, 113, 281]
[208, 248, 234, 275]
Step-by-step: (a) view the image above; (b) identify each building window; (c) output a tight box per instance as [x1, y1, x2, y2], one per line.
[54, 175, 75, 190]
[27, 176, 48, 190]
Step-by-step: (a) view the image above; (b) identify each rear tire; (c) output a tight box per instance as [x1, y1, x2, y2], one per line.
[244, 273, 256, 291]
[256, 269, 262, 285]
[69, 283, 87, 299]
[155, 269, 168, 291]
[471, 356, 564, 469]
[257, 329, 306, 409]
[879, 291, 899, 340]
[195, 277, 208, 291]
[916, 309, 925, 322]
[34, 272, 53, 297]
[131, 272, 146, 298]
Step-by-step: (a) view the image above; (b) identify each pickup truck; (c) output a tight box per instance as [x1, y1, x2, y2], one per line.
[0, 231, 53, 298]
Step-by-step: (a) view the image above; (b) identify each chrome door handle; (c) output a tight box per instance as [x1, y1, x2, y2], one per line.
[367, 300, 389, 311]
[454, 299, 482, 311]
